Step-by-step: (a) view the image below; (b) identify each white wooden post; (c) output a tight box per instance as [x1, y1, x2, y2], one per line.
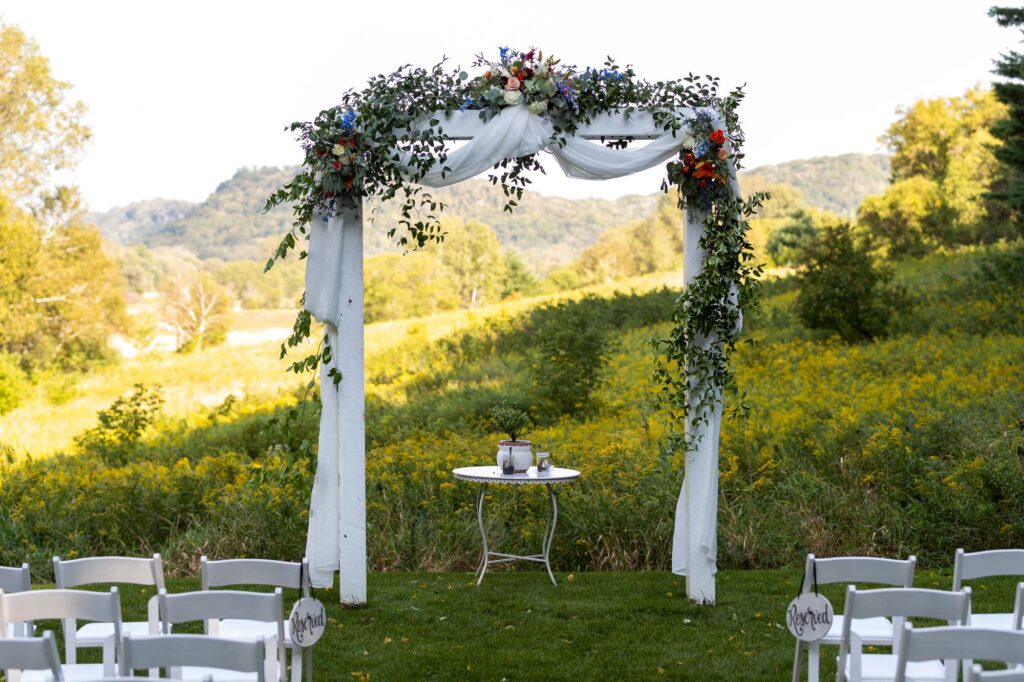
[336, 203, 367, 605]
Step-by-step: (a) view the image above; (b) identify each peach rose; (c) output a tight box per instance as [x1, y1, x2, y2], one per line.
[717, 148, 728, 160]
[505, 76, 521, 91]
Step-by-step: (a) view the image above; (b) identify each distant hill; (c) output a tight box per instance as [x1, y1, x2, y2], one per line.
[91, 167, 659, 270]
[740, 153, 890, 216]
[91, 153, 891, 268]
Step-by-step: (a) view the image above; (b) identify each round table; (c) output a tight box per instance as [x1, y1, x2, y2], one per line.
[452, 465, 580, 586]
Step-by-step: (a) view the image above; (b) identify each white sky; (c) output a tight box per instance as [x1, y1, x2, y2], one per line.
[1, 0, 1014, 211]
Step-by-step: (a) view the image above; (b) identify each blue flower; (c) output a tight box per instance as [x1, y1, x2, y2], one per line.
[459, 97, 476, 111]
[693, 141, 709, 158]
[340, 110, 357, 131]
[499, 46, 510, 61]
[600, 69, 623, 81]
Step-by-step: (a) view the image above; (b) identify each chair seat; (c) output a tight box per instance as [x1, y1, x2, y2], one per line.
[969, 612, 1014, 630]
[820, 615, 895, 645]
[218, 618, 291, 646]
[21, 663, 111, 682]
[181, 665, 261, 681]
[76, 619, 157, 645]
[844, 653, 947, 682]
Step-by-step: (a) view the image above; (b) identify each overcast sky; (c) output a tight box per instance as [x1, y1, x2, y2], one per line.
[1, 0, 1014, 211]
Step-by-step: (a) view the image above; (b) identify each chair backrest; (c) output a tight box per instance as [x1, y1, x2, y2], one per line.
[970, 664, 1024, 681]
[54, 554, 166, 590]
[838, 586, 971, 681]
[895, 625, 1024, 682]
[0, 587, 123, 630]
[0, 630, 64, 681]
[201, 556, 311, 597]
[953, 549, 1024, 588]
[803, 553, 916, 591]
[843, 586, 971, 624]
[158, 588, 284, 631]
[122, 633, 265, 681]
[0, 564, 31, 594]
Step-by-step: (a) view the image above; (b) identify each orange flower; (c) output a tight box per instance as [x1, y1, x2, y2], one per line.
[693, 161, 717, 180]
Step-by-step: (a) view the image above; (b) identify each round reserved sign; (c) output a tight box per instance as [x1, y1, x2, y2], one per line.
[786, 593, 834, 642]
[289, 597, 327, 647]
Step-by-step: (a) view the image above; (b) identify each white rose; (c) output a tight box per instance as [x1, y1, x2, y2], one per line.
[503, 90, 523, 106]
[528, 100, 548, 115]
[682, 135, 696, 149]
[332, 143, 346, 156]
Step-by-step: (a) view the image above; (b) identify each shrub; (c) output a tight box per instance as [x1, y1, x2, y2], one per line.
[794, 222, 899, 342]
[0, 353, 29, 415]
[525, 297, 614, 419]
[75, 384, 164, 465]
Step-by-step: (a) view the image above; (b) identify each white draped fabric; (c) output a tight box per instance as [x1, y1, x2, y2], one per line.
[302, 103, 737, 603]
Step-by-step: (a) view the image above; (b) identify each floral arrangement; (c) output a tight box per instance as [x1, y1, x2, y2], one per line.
[667, 113, 732, 211]
[462, 47, 580, 117]
[265, 48, 769, 454]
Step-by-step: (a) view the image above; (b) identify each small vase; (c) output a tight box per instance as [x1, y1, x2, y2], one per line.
[497, 440, 533, 474]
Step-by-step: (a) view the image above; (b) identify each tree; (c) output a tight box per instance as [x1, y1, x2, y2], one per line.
[435, 218, 505, 308]
[794, 221, 898, 343]
[988, 6, 1024, 225]
[364, 252, 459, 323]
[857, 176, 948, 257]
[500, 251, 539, 299]
[766, 207, 828, 266]
[0, 21, 125, 372]
[860, 87, 1011, 254]
[0, 21, 89, 204]
[161, 270, 231, 352]
[0, 190, 126, 369]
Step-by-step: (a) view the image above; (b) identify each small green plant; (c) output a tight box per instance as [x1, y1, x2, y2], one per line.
[75, 383, 164, 465]
[490, 403, 531, 442]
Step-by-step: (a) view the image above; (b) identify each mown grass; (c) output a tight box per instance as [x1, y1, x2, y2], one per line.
[29, 569, 1023, 681]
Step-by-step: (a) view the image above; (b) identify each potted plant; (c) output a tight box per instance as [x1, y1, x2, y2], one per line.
[491, 403, 533, 474]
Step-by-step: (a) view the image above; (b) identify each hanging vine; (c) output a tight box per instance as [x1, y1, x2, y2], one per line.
[265, 47, 768, 451]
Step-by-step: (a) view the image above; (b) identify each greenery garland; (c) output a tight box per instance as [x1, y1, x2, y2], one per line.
[265, 47, 768, 451]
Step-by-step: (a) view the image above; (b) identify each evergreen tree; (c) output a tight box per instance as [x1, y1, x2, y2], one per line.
[989, 6, 1024, 225]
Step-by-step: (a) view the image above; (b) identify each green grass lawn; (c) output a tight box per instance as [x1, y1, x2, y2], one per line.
[39, 568, 1020, 681]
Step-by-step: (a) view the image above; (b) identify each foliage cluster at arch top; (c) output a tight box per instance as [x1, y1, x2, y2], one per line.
[265, 47, 769, 451]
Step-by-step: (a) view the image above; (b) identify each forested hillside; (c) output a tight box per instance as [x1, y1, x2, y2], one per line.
[91, 169, 659, 269]
[740, 153, 890, 215]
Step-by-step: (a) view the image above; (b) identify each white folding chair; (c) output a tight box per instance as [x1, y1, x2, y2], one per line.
[53, 553, 166, 666]
[792, 553, 917, 682]
[0, 564, 33, 636]
[954, 549, 1024, 629]
[895, 625, 1024, 682]
[122, 633, 265, 681]
[0, 630, 63, 682]
[836, 586, 970, 682]
[159, 588, 285, 682]
[0, 587, 123, 681]
[201, 557, 312, 682]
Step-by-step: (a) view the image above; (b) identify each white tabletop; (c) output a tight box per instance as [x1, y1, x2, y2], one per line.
[452, 466, 580, 485]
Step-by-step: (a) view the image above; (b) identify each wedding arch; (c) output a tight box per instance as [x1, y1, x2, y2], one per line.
[266, 49, 766, 606]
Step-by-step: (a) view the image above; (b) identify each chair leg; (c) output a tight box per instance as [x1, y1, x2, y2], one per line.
[808, 641, 820, 682]
[793, 640, 804, 682]
[290, 645, 302, 682]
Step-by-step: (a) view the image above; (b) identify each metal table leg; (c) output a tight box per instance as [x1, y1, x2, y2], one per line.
[542, 483, 558, 586]
[474, 482, 489, 586]
[473, 481, 559, 586]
